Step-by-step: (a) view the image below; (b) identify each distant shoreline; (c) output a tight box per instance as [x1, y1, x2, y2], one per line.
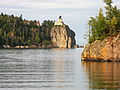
[1, 45, 58, 49]
[1, 44, 83, 49]
[0, 46, 83, 49]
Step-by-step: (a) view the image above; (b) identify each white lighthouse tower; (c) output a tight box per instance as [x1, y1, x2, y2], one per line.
[54, 15, 64, 26]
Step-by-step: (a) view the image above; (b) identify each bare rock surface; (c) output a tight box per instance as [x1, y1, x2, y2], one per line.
[82, 34, 120, 62]
[50, 25, 76, 48]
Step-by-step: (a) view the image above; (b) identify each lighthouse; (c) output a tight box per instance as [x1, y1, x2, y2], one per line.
[54, 15, 64, 26]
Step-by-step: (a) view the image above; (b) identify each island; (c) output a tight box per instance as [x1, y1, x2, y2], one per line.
[0, 14, 76, 49]
[81, 0, 120, 62]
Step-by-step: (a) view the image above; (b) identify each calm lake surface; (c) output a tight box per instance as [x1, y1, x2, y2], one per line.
[0, 48, 120, 90]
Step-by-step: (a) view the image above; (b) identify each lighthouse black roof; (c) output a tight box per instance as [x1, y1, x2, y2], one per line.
[59, 15, 62, 19]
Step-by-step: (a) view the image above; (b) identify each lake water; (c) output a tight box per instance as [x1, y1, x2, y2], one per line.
[0, 48, 120, 90]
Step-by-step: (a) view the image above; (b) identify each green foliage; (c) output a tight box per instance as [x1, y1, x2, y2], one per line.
[88, 0, 120, 43]
[104, 0, 112, 6]
[40, 20, 54, 42]
[35, 32, 40, 45]
[0, 13, 55, 47]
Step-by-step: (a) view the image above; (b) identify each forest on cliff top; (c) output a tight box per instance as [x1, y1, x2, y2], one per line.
[0, 13, 55, 47]
[88, 0, 120, 43]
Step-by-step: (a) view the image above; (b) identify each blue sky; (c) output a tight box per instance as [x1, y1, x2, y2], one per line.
[0, 0, 119, 45]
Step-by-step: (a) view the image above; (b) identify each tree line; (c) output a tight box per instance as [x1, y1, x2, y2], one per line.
[88, 0, 120, 43]
[0, 13, 54, 47]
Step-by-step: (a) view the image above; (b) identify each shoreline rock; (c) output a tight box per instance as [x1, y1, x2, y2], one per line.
[81, 34, 120, 62]
[2, 45, 58, 49]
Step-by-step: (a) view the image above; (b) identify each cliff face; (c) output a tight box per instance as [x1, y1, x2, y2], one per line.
[50, 25, 76, 48]
[82, 34, 120, 62]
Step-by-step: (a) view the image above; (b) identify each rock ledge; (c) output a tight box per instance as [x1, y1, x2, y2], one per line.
[82, 34, 120, 62]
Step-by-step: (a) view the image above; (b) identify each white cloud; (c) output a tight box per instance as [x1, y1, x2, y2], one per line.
[0, 0, 104, 10]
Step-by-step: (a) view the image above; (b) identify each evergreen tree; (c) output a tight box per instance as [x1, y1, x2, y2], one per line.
[88, 0, 120, 43]
[0, 13, 55, 47]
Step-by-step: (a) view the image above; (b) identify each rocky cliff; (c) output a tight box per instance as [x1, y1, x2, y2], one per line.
[50, 25, 76, 48]
[82, 34, 120, 62]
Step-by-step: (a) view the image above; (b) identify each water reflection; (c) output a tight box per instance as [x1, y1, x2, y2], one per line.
[82, 62, 120, 89]
[0, 49, 75, 88]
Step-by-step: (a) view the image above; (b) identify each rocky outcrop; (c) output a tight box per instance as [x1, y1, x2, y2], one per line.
[50, 25, 76, 48]
[82, 34, 120, 62]
[2, 25, 76, 49]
